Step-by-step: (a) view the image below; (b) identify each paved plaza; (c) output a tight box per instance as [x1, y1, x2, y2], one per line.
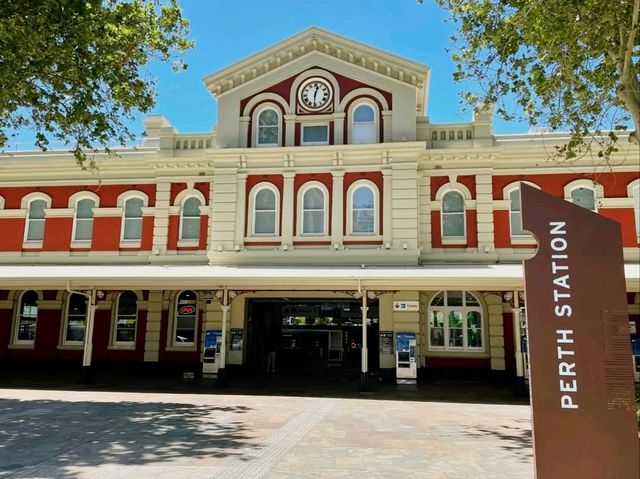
[0, 376, 533, 479]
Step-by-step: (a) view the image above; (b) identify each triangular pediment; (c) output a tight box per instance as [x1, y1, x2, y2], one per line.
[203, 27, 429, 111]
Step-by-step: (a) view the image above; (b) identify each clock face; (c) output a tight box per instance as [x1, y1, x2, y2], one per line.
[299, 78, 332, 111]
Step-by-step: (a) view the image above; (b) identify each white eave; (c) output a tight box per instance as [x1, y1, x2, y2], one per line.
[203, 27, 430, 113]
[0, 263, 638, 292]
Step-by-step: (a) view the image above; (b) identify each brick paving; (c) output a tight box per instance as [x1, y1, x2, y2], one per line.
[0, 382, 533, 478]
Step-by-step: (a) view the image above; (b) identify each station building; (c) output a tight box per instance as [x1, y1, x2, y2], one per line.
[0, 28, 638, 388]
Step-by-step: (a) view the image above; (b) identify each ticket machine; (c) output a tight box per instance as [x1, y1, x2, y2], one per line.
[203, 329, 222, 378]
[396, 332, 417, 384]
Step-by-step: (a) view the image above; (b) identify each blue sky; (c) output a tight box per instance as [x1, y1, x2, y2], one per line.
[144, 0, 530, 136]
[11, 0, 531, 148]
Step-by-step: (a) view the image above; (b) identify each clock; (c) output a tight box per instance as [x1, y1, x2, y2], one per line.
[298, 78, 332, 111]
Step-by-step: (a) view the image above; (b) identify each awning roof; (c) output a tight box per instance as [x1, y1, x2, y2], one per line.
[0, 263, 638, 292]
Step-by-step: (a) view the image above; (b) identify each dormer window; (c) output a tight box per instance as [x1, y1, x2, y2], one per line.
[256, 108, 279, 147]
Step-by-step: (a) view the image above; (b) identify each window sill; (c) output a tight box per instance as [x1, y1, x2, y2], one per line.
[244, 236, 281, 242]
[119, 240, 142, 249]
[108, 344, 136, 350]
[57, 344, 83, 350]
[294, 235, 331, 242]
[177, 239, 200, 248]
[165, 345, 197, 352]
[510, 235, 535, 245]
[70, 241, 92, 249]
[22, 241, 43, 249]
[426, 349, 488, 357]
[441, 237, 467, 245]
[8, 343, 34, 350]
[344, 234, 382, 241]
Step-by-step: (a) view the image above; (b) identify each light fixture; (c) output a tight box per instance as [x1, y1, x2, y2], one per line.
[385, 242, 391, 250]
[234, 244, 241, 252]
[282, 244, 288, 251]
[217, 244, 223, 252]
[333, 243, 339, 250]
[402, 243, 408, 250]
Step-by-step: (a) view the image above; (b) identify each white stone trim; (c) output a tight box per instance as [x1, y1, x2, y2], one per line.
[564, 179, 602, 211]
[434, 182, 472, 201]
[296, 180, 330, 236]
[241, 92, 289, 117]
[117, 190, 149, 208]
[346, 98, 380, 145]
[346, 179, 380, 235]
[338, 87, 390, 112]
[248, 182, 281, 237]
[68, 191, 100, 208]
[0, 195, 4, 209]
[252, 103, 283, 147]
[93, 207, 124, 217]
[21, 192, 52, 209]
[288, 68, 340, 114]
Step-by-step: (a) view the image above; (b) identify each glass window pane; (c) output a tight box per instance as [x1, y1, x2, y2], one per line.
[29, 200, 46, 219]
[183, 197, 201, 216]
[303, 188, 324, 209]
[258, 109, 278, 126]
[181, 217, 200, 240]
[175, 291, 196, 344]
[258, 126, 278, 145]
[255, 211, 275, 234]
[442, 213, 465, 237]
[75, 218, 93, 241]
[430, 328, 444, 346]
[76, 199, 95, 218]
[430, 310, 444, 327]
[27, 219, 44, 241]
[123, 218, 142, 240]
[449, 328, 464, 347]
[303, 210, 324, 234]
[255, 189, 276, 210]
[447, 292, 463, 306]
[125, 198, 144, 217]
[18, 291, 38, 341]
[510, 211, 524, 236]
[430, 292, 445, 306]
[353, 187, 374, 209]
[467, 311, 482, 328]
[465, 292, 479, 306]
[443, 191, 464, 213]
[302, 125, 328, 143]
[66, 294, 87, 342]
[352, 209, 374, 233]
[509, 188, 521, 212]
[118, 291, 137, 316]
[353, 123, 376, 144]
[354, 105, 374, 122]
[571, 188, 595, 211]
[448, 310, 463, 327]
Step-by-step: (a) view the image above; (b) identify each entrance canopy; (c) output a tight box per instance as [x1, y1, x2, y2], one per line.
[0, 263, 638, 291]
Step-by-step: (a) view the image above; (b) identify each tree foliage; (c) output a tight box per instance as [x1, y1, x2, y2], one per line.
[0, 0, 193, 167]
[425, 0, 640, 163]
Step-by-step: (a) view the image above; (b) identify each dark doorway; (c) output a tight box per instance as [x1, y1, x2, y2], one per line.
[245, 298, 379, 378]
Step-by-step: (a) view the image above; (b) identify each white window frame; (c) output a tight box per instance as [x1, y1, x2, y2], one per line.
[172, 189, 206, 247]
[69, 192, 100, 245]
[111, 290, 138, 347]
[434, 183, 473, 245]
[297, 181, 329, 236]
[118, 192, 149, 244]
[564, 179, 602, 212]
[12, 290, 39, 345]
[21, 193, 52, 246]
[503, 181, 540, 240]
[171, 290, 199, 348]
[249, 182, 280, 237]
[301, 123, 330, 146]
[628, 180, 640, 239]
[427, 291, 485, 352]
[254, 106, 281, 147]
[179, 196, 203, 241]
[346, 180, 379, 236]
[62, 292, 88, 346]
[348, 100, 379, 145]
[441, 190, 466, 239]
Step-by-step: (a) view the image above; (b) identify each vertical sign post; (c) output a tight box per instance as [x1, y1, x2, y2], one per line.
[521, 184, 638, 478]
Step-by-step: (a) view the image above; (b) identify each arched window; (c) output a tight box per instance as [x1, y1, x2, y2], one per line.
[64, 293, 87, 343]
[351, 103, 376, 144]
[122, 197, 144, 241]
[73, 198, 95, 241]
[114, 291, 137, 344]
[570, 187, 596, 211]
[350, 184, 376, 234]
[180, 197, 202, 240]
[256, 108, 279, 147]
[174, 290, 197, 345]
[25, 198, 47, 242]
[15, 290, 38, 343]
[442, 191, 465, 237]
[428, 291, 483, 351]
[252, 185, 278, 236]
[301, 186, 326, 235]
[508, 188, 524, 236]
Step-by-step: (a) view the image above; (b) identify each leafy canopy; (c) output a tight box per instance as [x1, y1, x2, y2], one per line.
[425, 0, 640, 162]
[0, 0, 193, 167]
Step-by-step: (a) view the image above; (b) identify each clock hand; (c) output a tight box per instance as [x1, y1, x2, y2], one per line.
[313, 86, 319, 104]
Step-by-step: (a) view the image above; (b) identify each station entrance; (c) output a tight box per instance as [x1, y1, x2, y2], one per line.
[245, 298, 379, 378]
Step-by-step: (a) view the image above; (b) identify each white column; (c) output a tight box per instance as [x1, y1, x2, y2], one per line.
[234, 174, 247, 249]
[151, 181, 171, 256]
[331, 171, 344, 247]
[217, 289, 230, 387]
[360, 290, 369, 390]
[284, 115, 296, 146]
[281, 172, 295, 248]
[382, 110, 393, 143]
[238, 116, 250, 147]
[81, 289, 97, 381]
[333, 112, 345, 145]
[513, 292, 523, 378]
[382, 170, 393, 247]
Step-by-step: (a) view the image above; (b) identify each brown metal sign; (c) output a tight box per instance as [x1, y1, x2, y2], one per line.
[521, 184, 638, 478]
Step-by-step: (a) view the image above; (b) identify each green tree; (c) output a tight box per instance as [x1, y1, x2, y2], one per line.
[0, 0, 193, 167]
[425, 0, 639, 162]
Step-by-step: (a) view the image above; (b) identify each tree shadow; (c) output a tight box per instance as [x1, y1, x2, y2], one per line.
[0, 398, 256, 478]
[463, 419, 533, 463]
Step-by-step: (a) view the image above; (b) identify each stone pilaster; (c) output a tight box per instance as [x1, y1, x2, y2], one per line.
[143, 291, 164, 362]
[485, 293, 505, 370]
[151, 181, 171, 255]
[330, 171, 344, 247]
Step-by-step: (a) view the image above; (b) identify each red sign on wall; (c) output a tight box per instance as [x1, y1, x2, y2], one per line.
[521, 184, 638, 478]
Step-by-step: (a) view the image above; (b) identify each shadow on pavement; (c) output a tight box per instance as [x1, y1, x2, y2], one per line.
[463, 419, 533, 462]
[0, 398, 255, 479]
